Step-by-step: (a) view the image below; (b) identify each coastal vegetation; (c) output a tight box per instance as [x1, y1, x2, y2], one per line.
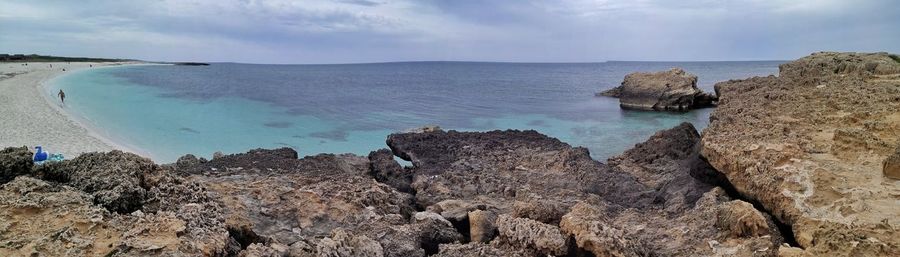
[0, 54, 130, 62]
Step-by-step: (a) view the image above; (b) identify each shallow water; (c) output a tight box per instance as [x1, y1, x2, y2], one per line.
[49, 61, 781, 162]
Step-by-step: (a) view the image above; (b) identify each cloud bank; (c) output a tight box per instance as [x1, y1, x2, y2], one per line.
[1, 0, 897, 63]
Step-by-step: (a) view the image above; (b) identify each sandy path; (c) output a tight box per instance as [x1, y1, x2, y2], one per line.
[0, 62, 141, 159]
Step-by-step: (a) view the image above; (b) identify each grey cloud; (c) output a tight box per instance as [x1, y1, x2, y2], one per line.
[0, 0, 897, 63]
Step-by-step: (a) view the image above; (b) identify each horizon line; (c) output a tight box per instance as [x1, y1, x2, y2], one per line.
[155, 59, 789, 66]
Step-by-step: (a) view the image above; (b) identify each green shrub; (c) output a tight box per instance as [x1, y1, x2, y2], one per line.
[889, 54, 900, 64]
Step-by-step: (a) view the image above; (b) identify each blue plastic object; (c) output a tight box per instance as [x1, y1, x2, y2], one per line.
[49, 153, 65, 162]
[33, 146, 48, 163]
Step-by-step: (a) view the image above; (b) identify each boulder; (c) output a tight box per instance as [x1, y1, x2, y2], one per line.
[495, 214, 568, 256]
[716, 200, 770, 238]
[468, 210, 498, 243]
[49, 150, 155, 213]
[559, 202, 639, 257]
[599, 68, 717, 111]
[367, 149, 413, 193]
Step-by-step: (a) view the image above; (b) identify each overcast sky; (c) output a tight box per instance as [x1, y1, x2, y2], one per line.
[1, 0, 897, 64]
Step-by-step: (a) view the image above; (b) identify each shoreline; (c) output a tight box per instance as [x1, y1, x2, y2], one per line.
[39, 63, 160, 160]
[0, 61, 151, 160]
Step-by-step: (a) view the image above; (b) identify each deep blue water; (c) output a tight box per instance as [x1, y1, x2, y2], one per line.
[50, 61, 782, 162]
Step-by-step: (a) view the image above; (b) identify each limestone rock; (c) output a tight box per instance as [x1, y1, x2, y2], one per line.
[184, 152, 415, 245]
[368, 148, 413, 193]
[599, 68, 717, 111]
[52, 150, 155, 213]
[0, 175, 231, 256]
[0, 146, 32, 184]
[604, 123, 783, 256]
[559, 202, 638, 257]
[175, 154, 202, 169]
[495, 214, 568, 256]
[702, 52, 900, 256]
[716, 200, 770, 238]
[468, 209, 498, 243]
[0, 176, 125, 256]
[316, 229, 384, 257]
[239, 243, 290, 257]
[403, 125, 442, 133]
[387, 129, 652, 213]
[433, 242, 539, 257]
[511, 199, 567, 224]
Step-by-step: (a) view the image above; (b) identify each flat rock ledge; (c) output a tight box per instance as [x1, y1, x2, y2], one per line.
[598, 68, 718, 111]
[702, 51, 900, 256]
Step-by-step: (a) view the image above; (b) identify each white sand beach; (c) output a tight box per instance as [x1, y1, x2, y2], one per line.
[0, 62, 142, 159]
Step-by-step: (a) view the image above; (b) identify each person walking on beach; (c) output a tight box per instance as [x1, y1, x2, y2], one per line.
[58, 89, 66, 104]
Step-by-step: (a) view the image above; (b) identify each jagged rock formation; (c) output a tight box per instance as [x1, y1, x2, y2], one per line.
[1, 122, 783, 256]
[175, 148, 462, 257]
[702, 52, 900, 256]
[387, 125, 782, 256]
[598, 68, 718, 111]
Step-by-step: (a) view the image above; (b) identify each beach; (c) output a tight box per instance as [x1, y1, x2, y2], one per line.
[0, 62, 139, 159]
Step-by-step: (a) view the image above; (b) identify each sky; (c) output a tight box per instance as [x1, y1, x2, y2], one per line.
[1, 0, 898, 64]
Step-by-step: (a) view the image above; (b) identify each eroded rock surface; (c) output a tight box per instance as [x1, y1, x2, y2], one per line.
[702, 52, 900, 256]
[599, 68, 718, 111]
[176, 148, 462, 257]
[0, 172, 231, 256]
[43, 151, 155, 213]
[388, 125, 782, 256]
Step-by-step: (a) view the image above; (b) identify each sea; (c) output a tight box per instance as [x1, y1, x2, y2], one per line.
[47, 61, 782, 163]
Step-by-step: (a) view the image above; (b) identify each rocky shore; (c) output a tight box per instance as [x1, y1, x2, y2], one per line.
[1, 52, 898, 256]
[702, 52, 899, 256]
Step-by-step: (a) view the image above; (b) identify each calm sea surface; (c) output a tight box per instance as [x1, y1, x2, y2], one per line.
[49, 61, 782, 162]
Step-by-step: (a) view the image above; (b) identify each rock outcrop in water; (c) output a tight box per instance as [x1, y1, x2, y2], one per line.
[599, 68, 718, 111]
[702, 52, 900, 256]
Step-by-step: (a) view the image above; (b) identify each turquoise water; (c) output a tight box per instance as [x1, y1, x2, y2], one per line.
[49, 62, 779, 162]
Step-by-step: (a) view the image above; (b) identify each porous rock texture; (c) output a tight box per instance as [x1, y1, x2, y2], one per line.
[388, 124, 782, 256]
[0, 145, 32, 184]
[0, 152, 232, 256]
[599, 68, 718, 111]
[702, 52, 900, 256]
[2, 121, 784, 256]
[175, 148, 463, 257]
